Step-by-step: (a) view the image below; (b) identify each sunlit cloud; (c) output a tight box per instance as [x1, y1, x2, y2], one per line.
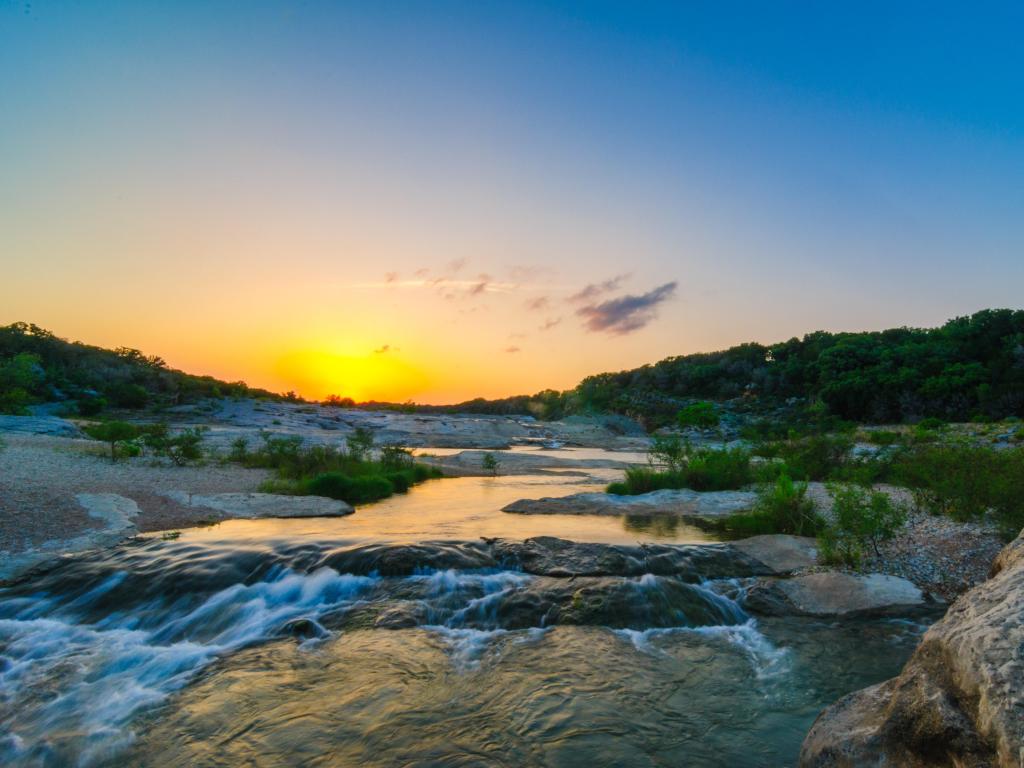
[504, 345, 521, 353]
[525, 295, 550, 311]
[576, 281, 677, 335]
[539, 317, 562, 331]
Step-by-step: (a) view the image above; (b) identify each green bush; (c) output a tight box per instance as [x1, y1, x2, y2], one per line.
[608, 446, 752, 495]
[894, 445, 1024, 537]
[677, 401, 720, 430]
[106, 382, 149, 409]
[482, 452, 499, 476]
[166, 427, 207, 466]
[304, 472, 394, 503]
[755, 434, 853, 480]
[866, 430, 901, 446]
[818, 484, 907, 567]
[722, 474, 822, 537]
[76, 396, 107, 416]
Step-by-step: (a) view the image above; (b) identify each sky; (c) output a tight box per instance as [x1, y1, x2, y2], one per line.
[2, 1, 1022, 403]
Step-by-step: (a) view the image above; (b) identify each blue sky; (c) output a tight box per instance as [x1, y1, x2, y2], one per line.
[1, 1, 1022, 400]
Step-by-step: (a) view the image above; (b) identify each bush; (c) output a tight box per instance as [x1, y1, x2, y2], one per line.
[304, 472, 394, 503]
[722, 474, 822, 537]
[76, 396, 107, 416]
[894, 445, 1024, 537]
[106, 382, 149, 409]
[346, 427, 375, 461]
[818, 484, 907, 567]
[755, 434, 853, 480]
[166, 427, 207, 466]
[482, 452, 499, 476]
[866, 430, 901, 446]
[677, 402, 720, 430]
[608, 446, 752, 495]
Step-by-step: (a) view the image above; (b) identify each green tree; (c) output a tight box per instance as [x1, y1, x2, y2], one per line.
[819, 484, 907, 566]
[84, 421, 139, 462]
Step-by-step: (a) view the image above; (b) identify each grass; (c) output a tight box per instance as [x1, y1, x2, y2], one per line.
[606, 446, 753, 495]
[719, 473, 823, 537]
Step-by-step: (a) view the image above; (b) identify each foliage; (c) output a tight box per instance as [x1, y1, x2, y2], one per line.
[165, 427, 208, 466]
[817, 484, 908, 567]
[893, 444, 1024, 537]
[481, 452, 499, 476]
[649, 435, 687, 472]
[754, 434, 853, 481]
[0, 322, 289, 413]
[608, 445, 752, 494]
[721, 474, 822, 537]
[677, 401, 720, 430]
[237, 430, 440, 505]
[84, 420, 140, 462]
[346, 427, 375, 462]
[323, 394, 356, 407]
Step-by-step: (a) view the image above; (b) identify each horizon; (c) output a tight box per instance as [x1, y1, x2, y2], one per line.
[3, 2, 1023, 403]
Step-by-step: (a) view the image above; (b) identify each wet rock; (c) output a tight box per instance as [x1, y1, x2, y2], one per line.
[280, 617, 329, 640]
[800, 531, 1024, 766]
[321, 541, 497, 576]
[492, 536, 772, 580]
[746, 572, 927, 618]
[424, 450, 634, 477]
[502, 488, 756, 518]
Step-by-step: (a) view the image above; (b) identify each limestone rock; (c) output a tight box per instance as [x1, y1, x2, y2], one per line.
[502, 488, 756, 518]
[159, 491, 353, 518]
[799, 529, 1024, 767]
[747, 572, 927, 618]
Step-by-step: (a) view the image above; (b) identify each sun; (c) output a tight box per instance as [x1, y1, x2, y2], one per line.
[274, 349, 431, 402]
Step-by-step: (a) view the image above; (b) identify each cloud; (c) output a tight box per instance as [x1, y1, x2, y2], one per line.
[539, 317, 562, 331]
[525, 295, 550, 311]
[446, 258, 467, 273]
[373, 344, 398, 354]
[576, 281, 677, 335]
[504, 346, 521, 353]
[384, 272, 399, 283]
[468, 274, 492, 296]
[567, 274, 630, 303]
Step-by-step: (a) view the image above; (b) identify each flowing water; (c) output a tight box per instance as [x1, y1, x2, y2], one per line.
[0, 449, 931, 767]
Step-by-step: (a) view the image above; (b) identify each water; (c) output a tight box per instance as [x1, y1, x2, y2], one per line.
[0, 449, 933, 766]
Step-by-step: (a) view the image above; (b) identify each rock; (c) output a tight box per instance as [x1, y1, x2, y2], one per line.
[0, 414, 82, 437]
[491, 536, 772, 580]
[159, 491, 353, 518]
[732, 534, 818, 574]
[0, 493, 139, 583]
[424, 450, 635, 477]
[799, 529, 1024, 767]
[280, 617, 329, 640]
[502, 488, 756, 518]
[746, 572, 927, 618]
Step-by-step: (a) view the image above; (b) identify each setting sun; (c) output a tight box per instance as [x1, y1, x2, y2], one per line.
[273, 349, 432, 403]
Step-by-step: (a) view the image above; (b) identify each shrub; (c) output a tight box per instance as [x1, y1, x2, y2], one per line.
[84, 420, 140, 462]
[677, 402, 720, 430]
[866, 430, 901, 446]
[722, 474, 821, 537]
[649, 435, 687, 472]
[166, 427, 207, 466]
[229, 437, 249, 462]
[608, 446, 752, 495]
[380, 444, 414, 470]
[894, 445, 1024, 537]
[482, 452, 499, 476]
[75, 396, 106, 416]
[346, 427, 375, 461]
[106, 382, 149, 409]
[755, 434, 853, 480]
[818, 484, 907, 567]
[304, 472, 394, 503]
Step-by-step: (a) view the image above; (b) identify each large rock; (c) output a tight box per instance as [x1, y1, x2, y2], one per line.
[502, 488, 756, 518]
[799, 530, 1024, 767]
[0, 493, 139, 583]
[733, 534, 818, 574]
[424, 450, 635, 477]
[746, 572, 927, 618]
[0, 414, 82, 437]
[159, 491, 353, 518]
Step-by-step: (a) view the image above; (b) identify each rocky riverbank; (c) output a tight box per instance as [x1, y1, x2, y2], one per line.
[799, 527, 1024, 767]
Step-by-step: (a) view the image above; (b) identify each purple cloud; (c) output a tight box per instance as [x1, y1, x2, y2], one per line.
[576, 282, 677, 335]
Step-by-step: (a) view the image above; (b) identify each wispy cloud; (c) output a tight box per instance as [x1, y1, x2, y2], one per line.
[525, 295, 550, 311]
[567, 274, 630, 304]
[576, 282, 677, 335]
[384, 272, 399, 283]
[504, 345, 521, 353]
[539, 317, 562, 331]
[373, 344, 396, 354]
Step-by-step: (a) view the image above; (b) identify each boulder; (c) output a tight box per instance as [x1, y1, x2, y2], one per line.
[799, 530, 1024, 767]
[159, 491, 353, 518]
[732, 534, 818, 574]
[0, 414, 82, 437]
[502, 488, 756, 518]
[746, 572, 927, 618]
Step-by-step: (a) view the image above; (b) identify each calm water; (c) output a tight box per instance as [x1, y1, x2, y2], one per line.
[0, 449, 930, 766]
